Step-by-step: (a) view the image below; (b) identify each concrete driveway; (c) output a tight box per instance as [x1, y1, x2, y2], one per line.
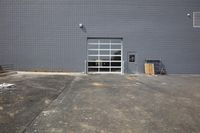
[0, 73, 200, 133]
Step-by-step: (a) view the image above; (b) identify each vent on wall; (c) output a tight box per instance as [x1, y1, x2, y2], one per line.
[193, 12, 200, 28]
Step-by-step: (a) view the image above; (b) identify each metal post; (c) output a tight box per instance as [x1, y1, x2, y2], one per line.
[85, 60, 87, 74]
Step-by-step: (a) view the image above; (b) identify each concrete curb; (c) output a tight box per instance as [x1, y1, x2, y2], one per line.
[17, 71, 86, 76]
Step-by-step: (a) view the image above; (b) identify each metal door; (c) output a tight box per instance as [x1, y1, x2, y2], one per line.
[127, 51, 137, 74]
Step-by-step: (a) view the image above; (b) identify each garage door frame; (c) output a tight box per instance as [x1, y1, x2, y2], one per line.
[86, 38, 124, 74]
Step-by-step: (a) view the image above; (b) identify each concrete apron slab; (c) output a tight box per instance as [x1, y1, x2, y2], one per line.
[0, 74, 76, 133]
[24, 74, 200, 133]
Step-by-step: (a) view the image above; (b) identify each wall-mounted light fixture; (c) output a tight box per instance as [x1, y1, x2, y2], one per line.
[187, 13, 191, 17]
[79, 23, 84, 28]
[79, 23, 87, 33]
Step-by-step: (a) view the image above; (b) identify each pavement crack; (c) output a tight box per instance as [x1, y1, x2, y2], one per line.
[58, 76, 82, 104]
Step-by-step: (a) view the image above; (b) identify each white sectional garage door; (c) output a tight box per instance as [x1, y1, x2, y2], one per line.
[87, 38, 123, 74]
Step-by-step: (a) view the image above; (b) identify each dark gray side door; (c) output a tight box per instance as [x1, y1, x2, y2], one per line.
[127, 51, 137, 74]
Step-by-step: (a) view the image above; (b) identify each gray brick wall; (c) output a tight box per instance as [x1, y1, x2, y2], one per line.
[0, 0, 200, 73]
